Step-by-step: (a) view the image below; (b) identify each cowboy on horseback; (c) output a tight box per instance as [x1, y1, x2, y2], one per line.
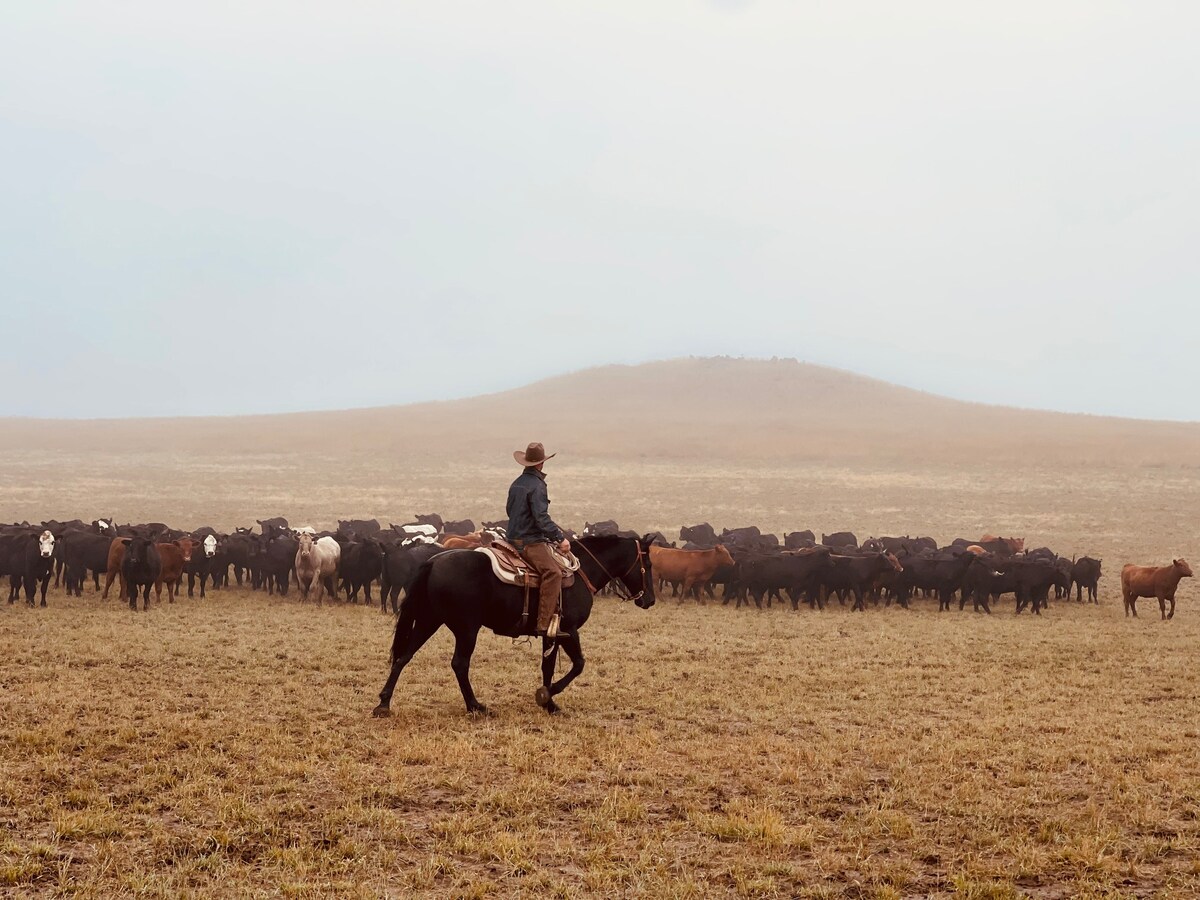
[506, 442, 571, 638]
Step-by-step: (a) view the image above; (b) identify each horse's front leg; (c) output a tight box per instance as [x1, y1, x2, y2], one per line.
[536, 638, 560, 713]
[538, 633, 585, 714]
[451, 628, 488, 715]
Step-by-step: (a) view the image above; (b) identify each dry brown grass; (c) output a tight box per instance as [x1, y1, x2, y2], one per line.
[3, 360, 1200, 896]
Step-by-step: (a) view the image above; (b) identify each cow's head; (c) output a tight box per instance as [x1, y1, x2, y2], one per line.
[885, 552, 903, 573]
[125, 536, 153, 568]
[714, 544, 736, 567]
[38, 530, 55, 558]
[202, 534, 218, 557]
[175, 538, 195, 563]
[1174, 559, 1193, 578]
[298, 533, 315, 560]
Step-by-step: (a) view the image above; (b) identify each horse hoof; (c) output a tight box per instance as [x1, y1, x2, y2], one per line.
[534, 687, 551, 707]
[371, 706, 391, 718]
[469, 704, 491, 717]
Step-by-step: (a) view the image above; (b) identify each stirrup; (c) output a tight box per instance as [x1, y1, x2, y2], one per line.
[545, 614, 562, 640]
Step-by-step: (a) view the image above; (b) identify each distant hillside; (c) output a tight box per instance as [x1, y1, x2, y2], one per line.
[2, 357, 1198, 467]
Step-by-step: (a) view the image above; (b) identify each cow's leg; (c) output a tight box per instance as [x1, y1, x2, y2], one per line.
[39, 572, 50, 606]
[101, 567, 116, 601]
[450, 629, 487, 715]
[1169, 595, 1176, 619]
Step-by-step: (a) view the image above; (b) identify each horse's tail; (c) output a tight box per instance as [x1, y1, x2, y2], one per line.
[391, 560, 433, 665]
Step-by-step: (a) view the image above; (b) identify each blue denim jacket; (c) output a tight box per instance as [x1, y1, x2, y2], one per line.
[506, 467, 563, 545]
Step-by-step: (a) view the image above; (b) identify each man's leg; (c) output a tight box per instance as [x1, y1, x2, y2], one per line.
[521, 542, 562, 634]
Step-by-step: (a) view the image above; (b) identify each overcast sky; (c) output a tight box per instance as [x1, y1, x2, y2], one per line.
[2, 2, 1196, 420]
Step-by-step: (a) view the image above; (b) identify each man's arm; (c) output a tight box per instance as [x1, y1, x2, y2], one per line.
[530, 483, 564, 544]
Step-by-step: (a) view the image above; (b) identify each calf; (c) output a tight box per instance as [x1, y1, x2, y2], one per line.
[820, 552, 903, 611]
[122, 537, 162, 610]
[186, 533, 220, 598]
[155, 538, 196, 604]
[101, 538, 130, 600]
[1071, 557, 1102, 603]
[897, 550, 975, 611]
[680, 523, 718, 547]
[0, 529, 56, 606]
[650, 544, 736, 602]
[295, 534, 340, 604]
[1010, 558, 1058, 615]
[821, 531, 858, 550]
[380, 542, 447, 613]
[739, 546, 831, 610]
[262, 534, 298, 596]
[59, 531, 112, 595]
[1121, 559, 1192, 620]
[339, 538, 383, 603]
[784, 530, 816, 550]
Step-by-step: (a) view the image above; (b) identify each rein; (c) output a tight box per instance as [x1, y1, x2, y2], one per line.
[574, 539, 648, 603]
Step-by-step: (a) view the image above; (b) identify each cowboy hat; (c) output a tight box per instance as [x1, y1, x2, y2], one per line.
[514, 442, 556, 467]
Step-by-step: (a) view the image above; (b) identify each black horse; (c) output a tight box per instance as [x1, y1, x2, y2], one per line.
[372, 535, 656, 717]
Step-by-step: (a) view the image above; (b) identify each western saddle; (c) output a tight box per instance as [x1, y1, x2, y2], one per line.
[475, 539, 579, 589]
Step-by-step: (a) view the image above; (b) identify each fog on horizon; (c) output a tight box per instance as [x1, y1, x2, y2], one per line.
[2, 2, 1196, 421]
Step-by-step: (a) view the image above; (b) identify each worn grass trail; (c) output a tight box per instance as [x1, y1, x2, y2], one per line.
[3, 586, 1200, 898]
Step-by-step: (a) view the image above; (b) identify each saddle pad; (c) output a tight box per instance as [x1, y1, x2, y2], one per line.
[475, 547, 579, 587]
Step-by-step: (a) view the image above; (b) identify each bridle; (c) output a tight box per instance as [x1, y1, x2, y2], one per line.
[574, 538, 649, 603]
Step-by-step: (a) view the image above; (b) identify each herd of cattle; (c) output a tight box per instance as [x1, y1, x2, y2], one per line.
[0, 515, 1190, 620]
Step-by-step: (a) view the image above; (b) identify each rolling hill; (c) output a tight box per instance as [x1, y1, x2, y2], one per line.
[1, 357, 1197, 468]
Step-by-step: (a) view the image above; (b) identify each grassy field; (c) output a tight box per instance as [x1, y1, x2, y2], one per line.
[2, 449, 1200, 897]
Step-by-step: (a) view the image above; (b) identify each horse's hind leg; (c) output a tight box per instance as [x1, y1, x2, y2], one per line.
[538, 633, 585, 714]
[374, 617, 442, 716]
[450, 629, 488, 715]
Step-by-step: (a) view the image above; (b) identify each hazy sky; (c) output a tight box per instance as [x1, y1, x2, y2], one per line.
[2, 2, 1196, 420]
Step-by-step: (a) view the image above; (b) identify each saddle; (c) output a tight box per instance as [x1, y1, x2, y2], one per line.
[476, 539, 579, 589]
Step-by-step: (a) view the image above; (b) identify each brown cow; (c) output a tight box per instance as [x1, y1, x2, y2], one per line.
[155, 538, 197, 604]
[440, 533, 484, 549]
[1121, 559, 1192, 620]
[981, 534, 1025, 554]
[649, 544, 735, 602]
[100, 537, 131, 600]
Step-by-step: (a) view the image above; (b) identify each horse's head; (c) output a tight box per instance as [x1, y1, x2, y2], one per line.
[627, 535, 656, 609]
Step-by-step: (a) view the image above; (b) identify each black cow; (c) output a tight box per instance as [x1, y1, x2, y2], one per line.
[1071, 557, 1103, 603]
[340, 539, 384, 603]
[122, 537, 162, 610]
[784, 530, 816, 550]
[185, 530, 221, 598]
[896, 550, 976, 610]
[413, 513, 444, 531]
[60, 531, 113, 596]
[212, 532, 261, 588]
[0, 529, 56, 606]
[261, 534, 298, 596]
[645, 531, 675, 548]
[442, 519, 476, 536]
[959, 556, 1014, 613]
[379, 542, 447, 613]
[1010, 558, 1058, 615]
[738, 547, 831, 610]
[256, 517, 290, 541]
[821, 532, 858, 549]
[819, 552, 902, 611]
[337, 518, 382, 538]
[950, 538, 1017, 558]
[583, 520, 620, 537]
[680, 523, 718, 547]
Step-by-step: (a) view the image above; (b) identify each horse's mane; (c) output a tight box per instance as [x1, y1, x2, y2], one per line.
[573, 535, 627, 548]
